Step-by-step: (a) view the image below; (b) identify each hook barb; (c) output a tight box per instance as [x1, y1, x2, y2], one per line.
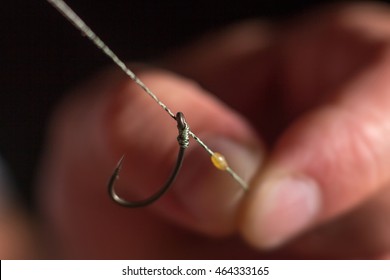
[108, 112, 189, 207]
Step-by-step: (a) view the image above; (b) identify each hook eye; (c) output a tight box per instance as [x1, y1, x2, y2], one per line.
[176, 112, 187, 131]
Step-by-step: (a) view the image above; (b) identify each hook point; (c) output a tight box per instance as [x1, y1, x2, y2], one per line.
[117, 154, 125, 170]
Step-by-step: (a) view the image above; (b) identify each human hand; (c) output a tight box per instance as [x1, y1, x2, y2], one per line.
[0, 161, 40, 259]
[37, 2, 390, 259]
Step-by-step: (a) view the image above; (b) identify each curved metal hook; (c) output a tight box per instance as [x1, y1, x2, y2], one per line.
[108, 112, 189, 207]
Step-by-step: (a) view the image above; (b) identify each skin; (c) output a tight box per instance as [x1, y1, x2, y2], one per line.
[2, 2, 390, 259]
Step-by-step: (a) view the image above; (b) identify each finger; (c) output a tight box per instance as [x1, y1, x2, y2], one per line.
[240, 44, 390, 249]
[37, 66, 263, 257]
[159, 20, 277, 133]
[0, 159, 40, 259]
[285, 182, 390, 259]
[161, 3, 390, 145]
[160, 19, 273, 99]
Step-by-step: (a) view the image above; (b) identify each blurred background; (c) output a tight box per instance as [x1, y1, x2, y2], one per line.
[0, 0, 388, 210]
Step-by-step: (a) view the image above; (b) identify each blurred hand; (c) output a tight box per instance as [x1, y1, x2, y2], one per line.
[37, 2, 390, 259]
[0, 165, 40, 259]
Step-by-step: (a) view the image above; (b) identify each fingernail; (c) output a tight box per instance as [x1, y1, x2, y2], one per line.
[252, 175, 321, 248]
[174, 136, 263, 234]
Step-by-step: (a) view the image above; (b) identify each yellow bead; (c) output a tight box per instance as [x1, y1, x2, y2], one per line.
[211, 152, 229, 171]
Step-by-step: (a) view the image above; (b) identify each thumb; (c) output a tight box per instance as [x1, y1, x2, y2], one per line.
[240, 49, 390, 249]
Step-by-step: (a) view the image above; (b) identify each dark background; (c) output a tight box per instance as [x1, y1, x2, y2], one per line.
[0, 0, 385, 208]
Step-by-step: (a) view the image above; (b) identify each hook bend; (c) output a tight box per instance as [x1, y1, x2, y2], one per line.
[108, 112, 189, 207]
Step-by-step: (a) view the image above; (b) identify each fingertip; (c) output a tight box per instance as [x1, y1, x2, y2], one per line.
[240, 172, 321, 249]
[240, 104, 390, 250]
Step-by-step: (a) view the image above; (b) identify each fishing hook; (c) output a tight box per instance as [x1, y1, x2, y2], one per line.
[108, 112, 189, 207]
